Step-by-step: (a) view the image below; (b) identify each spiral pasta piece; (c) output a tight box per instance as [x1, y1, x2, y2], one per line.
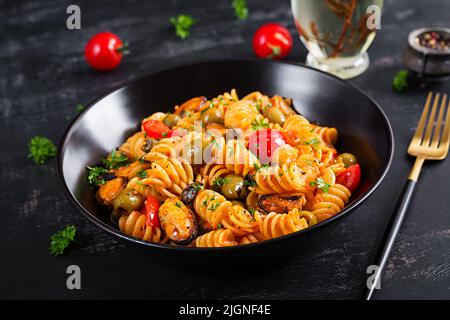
[143, 157, 194, 198]
[119, 131, 147, 160]
[145, 137, 183, 163]
[221, 205, 258, 236]
[194, 229, 238, 247]
[224, 100, 259, 129]
[254, 211, 308, 240]
[198, 164, 234, 188]
[312, 184, 351, 222]
[238, 232, 265, 245]
[250, 162, 316, 196]
[311, 125, 338, 146]
[119, 211, 167, 243]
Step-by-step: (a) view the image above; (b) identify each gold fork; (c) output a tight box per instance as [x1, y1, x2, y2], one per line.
[364, 92, 450, 300]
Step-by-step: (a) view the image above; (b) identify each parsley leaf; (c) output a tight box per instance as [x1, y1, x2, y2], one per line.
[251, 118, 270, 131]
[86, 166, 108, 186]
[305, 137, 321, 150]
[102, 149, 129, 169]
[175, 201, 182, 208]
[248, 207, 256, 216]
[393, 70, 408, 91]
[217, 223, 224, 229]
[209, 202, 220, 211]
[254, 163, 270, 171]
[170, 15, 196, 40]
[309, 178, 330, 193]
[231, 0, 248, 20]
[50, 225, 76, 256]
[76, 104, 85, 112]
[28, 136, 57, 165]
[213, 177, 231, 188]
[137, 169, 148, 179]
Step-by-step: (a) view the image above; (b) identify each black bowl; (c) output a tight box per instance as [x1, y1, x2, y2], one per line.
[58, 58, 393, 265]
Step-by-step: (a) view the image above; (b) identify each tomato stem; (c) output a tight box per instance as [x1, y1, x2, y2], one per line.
[267, 43, 281, 59]
[116, 42, 130, 55]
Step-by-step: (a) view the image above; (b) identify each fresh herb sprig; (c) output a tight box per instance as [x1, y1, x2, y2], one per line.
[86, 166, 108, 186]
[50, 225, 77, 256]
[76, 104, 85, 112]
[28, 136, 57, 165]
[309, 178, 330, 193]
[231, 0, 249, 20]
[170, 15, 196, 40]
[393, 70, 408, 91]
[251, 118, 270, 131]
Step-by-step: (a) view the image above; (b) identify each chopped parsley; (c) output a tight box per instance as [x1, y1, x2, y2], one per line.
[86, 166, 108, 186]
[213, 177, 231, 188]
[305, 138, 321, 150]
[102, 149, 129, 169]
[217, 223, 224, 229]
[137, 169, 148, 179]
[309, 178, 331, 193]
[251, 118, 270, 131]
[28, 136, 57, 165]
[248, 207, 256, 216]
[209, 202, 220, 211]
[192, 182, 204, 191]
[393, 70, 408, 92]
[254, 163, 270, 171]
[231, 0, 248, 20]
[50, 225, 76, 256]
[170, 15, 196, 40]
[76, 104, 85, 112]
[175, 201, 182, 208]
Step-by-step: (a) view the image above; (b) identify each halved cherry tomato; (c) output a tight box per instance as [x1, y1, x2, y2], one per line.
[142, 120, 170, 139]
[248, 129, 287, 164]
[336, 164, 361, 193]
[253, 23, 293, 59]
[142, 196, 161, 228]
[85, 32, 127, 71]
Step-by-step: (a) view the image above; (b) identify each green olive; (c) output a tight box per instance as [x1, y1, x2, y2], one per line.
[163, 113, 181, 128]
[113, 188, 143, 213]
[201, 107, 224, 125]
[339, 153, 357, 168]
[265, 107, 286, 125]
[221, 174, 248, 200]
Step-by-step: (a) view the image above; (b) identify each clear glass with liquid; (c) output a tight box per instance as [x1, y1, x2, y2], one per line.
[291, 0, 383, 79]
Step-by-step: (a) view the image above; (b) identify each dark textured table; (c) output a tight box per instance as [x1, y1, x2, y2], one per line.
[2, 0, 450, 300]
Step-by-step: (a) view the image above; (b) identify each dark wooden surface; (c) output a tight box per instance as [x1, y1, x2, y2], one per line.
[1, 0, 450, 300]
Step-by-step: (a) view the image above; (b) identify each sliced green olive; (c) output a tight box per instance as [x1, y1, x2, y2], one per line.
[113, 188, 143, 213]
[339, 153, 357, 168]
[201, 107, 224, 125]
[265, 107, 286, 125]
[162, 113, 181, 128]
[221, 174, 248, 200]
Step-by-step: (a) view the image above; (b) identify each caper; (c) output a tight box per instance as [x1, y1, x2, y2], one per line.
[162, 113, 181, 128]
[113, 188, 143, 213]
[265, 107, 286, 125]
[221, 174, 248, 200]
[201, 107, 224, 125]
[339, 153, 357, 168]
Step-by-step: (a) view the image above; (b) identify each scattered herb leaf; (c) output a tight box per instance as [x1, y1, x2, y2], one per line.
[28, 136, 57, 165]
[102, 149, 129, 169]
[137, 169, 148, 179]
[50, 225, 76, 256]
[76, 104, 85, 112]
[231, 0, 248, 20]
[393, 70, 408, 92]
[170, 15, 196, 40]
[251, 118, 270, 131]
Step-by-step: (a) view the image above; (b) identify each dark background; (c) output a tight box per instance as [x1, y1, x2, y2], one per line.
[1, 0, 450, 300]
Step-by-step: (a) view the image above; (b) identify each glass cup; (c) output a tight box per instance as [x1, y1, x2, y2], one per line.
[291, 0, 384, 79]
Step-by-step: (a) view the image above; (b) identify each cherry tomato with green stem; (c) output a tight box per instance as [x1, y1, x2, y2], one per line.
[85, 32, 129, 71]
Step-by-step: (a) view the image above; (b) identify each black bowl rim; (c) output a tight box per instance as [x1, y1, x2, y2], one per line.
[57, 57, 394, 253]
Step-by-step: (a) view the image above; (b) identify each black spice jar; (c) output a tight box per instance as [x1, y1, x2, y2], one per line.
[402, 26, 450, 81]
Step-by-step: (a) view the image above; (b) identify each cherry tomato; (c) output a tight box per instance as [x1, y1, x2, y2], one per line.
[85, 32, 127, 71]
[253, 23, 293, 59]
[142, 120, 170, 139]
[336, 164, 361, 193]
[248, 129, 287, 164]
[142, 196, 161, 228]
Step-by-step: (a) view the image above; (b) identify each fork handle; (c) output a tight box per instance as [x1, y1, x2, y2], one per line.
[363, 157, 424, 300]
